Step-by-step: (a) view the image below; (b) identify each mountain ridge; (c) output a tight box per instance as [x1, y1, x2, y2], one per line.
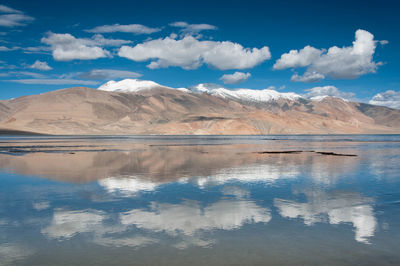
[0, 80, 400, 135]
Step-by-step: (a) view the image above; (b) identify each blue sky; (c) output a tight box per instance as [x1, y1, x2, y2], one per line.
[0, 0, 400, 107]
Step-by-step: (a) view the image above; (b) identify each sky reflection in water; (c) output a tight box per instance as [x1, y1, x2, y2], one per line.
[0, 135, 399, 265]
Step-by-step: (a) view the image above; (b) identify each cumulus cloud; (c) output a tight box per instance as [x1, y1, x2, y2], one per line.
[0, 5, 34, 27]
[118, 35, 271, 70]
[274, 29, 383, 81]
[169, 21, 217, 34]
[369, 90, 400, 109]
[29, 60, 52, 71]
[304, 86, 355, 100]
[87, 23, 161, 34]
[6, 78, 99, 85]
[41, 32, 132, 61]
[220, 71, 251, 84]
[274, 45, 323, 70]
[77, 69, 142, 80]
[291, 72, 325, 82]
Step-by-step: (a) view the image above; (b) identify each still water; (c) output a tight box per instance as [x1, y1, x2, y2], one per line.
[0, 135, 399, 265]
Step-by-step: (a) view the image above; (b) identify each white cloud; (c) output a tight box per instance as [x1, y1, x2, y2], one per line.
[220, 71, 251, 84]
[0, 45, 11, 51]
[22, 46, 52, 54]
[304, 86, 355, 100]
[0, 71, 47, 78]
[6, 78, 99, 85]
[0, 45, 51, 54]
[0, 5, 22, 13]
[76, 69, 142, 80]
[118, 35, 271, 70]
[274, 45, 323, 70]
[86, 23, 161, 34]
[0, 45, 21, 52]
[369, 90, 400, 109]
[29, 60, 52, 71]
[91, 34, 132, 46]
[0, 5, 33, 27]
[274, 29, 382, 81]
[169, 21, 217, 34]
[41, 33, 112, 61]
[40, 33, 131, 61]
[291, 72, 325, 82]
[0, 14, 34, 27]
[274, 190, 377, 244]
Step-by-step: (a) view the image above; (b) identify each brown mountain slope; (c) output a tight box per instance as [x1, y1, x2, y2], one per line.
[0, 87, 399, 134]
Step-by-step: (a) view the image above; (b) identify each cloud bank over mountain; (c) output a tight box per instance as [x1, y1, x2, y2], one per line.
[369, 90, 400, 109]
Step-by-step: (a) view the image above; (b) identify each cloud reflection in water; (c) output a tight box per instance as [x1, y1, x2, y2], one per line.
[274, 190, 377, 244]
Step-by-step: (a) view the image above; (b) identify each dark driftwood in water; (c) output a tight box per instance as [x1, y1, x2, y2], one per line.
[257, 151, 303, 154]
[315, 152, 357, 157]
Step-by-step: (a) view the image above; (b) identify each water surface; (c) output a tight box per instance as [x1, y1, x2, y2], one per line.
[0, 135, 399, 265]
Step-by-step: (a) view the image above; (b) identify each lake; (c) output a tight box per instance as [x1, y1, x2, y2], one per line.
[0, 135, 399, 265]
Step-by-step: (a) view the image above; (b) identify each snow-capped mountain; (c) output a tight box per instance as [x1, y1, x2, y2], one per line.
[1, 82, 400, 135]
[98, 79, 190, 93]
[98, 79, 169, 92]
[191, 83, 302, 103]
[98, 79, 302, 103]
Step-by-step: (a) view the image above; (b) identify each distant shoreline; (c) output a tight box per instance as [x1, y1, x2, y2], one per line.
[0, 129, 48, 136]
[0, 129, 399, 137]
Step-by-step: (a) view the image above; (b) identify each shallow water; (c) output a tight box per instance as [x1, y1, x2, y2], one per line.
[0, 135, 399, 265]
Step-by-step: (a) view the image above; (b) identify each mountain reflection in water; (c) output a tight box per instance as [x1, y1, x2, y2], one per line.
[0, 135, 399, 265]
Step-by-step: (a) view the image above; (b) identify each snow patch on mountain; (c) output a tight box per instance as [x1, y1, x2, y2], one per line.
[191, 83, 302, 102]
[309, 95, 350, 102]
[98, 79, 168, 92]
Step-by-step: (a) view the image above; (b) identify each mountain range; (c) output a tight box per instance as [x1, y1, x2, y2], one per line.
[1, 79, 399, 135]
